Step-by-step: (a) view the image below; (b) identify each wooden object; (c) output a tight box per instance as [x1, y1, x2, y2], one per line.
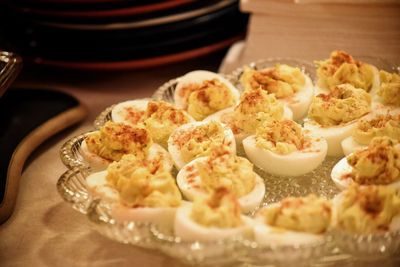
[239, 0, 400, 64]
[0, 89, 87, 223]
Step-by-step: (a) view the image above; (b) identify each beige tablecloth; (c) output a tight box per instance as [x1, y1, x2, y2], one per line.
[0, 53, 226, 267]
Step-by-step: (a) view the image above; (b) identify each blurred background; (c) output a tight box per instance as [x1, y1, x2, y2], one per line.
[0, 0, 248, 71]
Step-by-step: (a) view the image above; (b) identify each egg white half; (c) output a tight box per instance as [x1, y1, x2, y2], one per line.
[176, 157, 265, 213]
[242, 134, 327, 177]
[174, 70, 240, 110]
[203, 106, 248, 145]
[111, 99, 149, 126]
[204, 105, 294, 145]
[112, 204, 177, 230]
[81, 141, 173, 172]
[331, 156, 400, 190]
[279, 73, 314, 121]
[253, 213, 325, 246]
[303, 118, 363, 157]
[341, 108, 400, 156]
[341, 137, 365, 156]
[86, 170, 119, 201]
[368, 64, 381, 93]
[85, 170, 178, 229]
[167, 120, 236, 170]
[81, 140, 112, 171]
[174, 204, 253, 242]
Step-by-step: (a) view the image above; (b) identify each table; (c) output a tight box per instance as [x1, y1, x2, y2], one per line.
[0, 52, 227, 267]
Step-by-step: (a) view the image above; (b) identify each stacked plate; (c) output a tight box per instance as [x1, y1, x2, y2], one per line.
[3, 0, 248, 70]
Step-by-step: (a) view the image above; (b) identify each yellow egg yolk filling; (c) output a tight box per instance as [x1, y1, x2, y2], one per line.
[316, 50, 375, 92]
[143, 100, 191, 147]
[347, 137, 400, 185]
[173, 121, 228, 163]
[233, 88, 284, 134]
[336, 184, 400, 234]
[180, 79, 236, 120]
[106, 154, 181, 208]
[260, 195, 331, 234]
[85, 121, 152, 162]
[255, 119, 309, 155]
[353, 114, 400, 145]
[195, 147, 256, 197]
[240, 64, 306, 98]
[121, 106, 146, 126]
[191, 187, 243, 228]
[308, 84, 371, 127]
[377, 71, 400, 106]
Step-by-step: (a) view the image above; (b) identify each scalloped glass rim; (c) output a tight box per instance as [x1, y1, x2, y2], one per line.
[93, 104, 114, 130]
[150, 224, 243, 265]
[331, 228, 400, 260]
[150, 223, 336, 266]
[152, 77, 180, 103]
[238, 236, 333, 266]
[57, 167, 92, 214]
[60, 132, 93, 170]
[86, 198, 157, 249]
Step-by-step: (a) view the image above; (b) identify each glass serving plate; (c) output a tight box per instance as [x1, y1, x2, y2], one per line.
[60, 132, 92, 170]
[59, 58, 400, 266]
[93, 105, 114, 130]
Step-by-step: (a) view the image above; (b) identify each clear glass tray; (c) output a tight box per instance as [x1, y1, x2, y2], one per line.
[59, 58, 400, 266]
[93, 105, 114, 130]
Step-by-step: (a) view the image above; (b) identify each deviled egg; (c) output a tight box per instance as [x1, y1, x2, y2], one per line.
[142, 100, 194, 147]
[168, 120, 236, 170]
[174, 187, 253, 242]
[85, 154, 182, 228]
[253, 195, 332, 246]
[205, 88, 293, 144]
[372, 70, 400, 109]
[174, 70, 240, 120]
[243, 119, 327, 176]
[112, 100, 194, 147]
[240, 64, 314, 120]
[176, 147, 265, 213]
[304, 83, 371, 156]
[315, 50, 380, 93]
[332, 137, 400, 190]
[341, 111, 400, 156]
[81, 121, 172, 171]
[111, 99, 148, 126]
[332, 184, 400, 234]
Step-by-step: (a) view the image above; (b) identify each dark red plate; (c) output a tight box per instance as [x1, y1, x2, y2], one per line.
[13, 0, 196, 19]
[32, 35, 243, 71]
